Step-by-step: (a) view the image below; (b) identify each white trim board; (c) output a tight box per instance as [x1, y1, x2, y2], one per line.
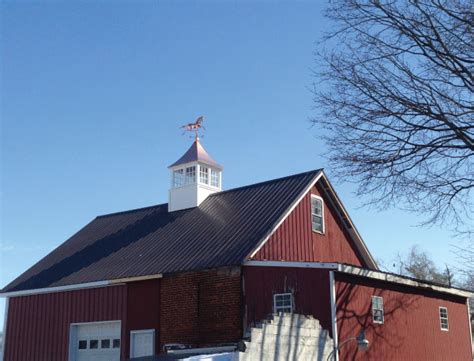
[247, 171, 323, 258]
[245, 171, 378, 270]
[0, 273, 162, 298]
[244, 260, 339, 269]
[243, 260, 473, 298]
[338, 265, 473, 298]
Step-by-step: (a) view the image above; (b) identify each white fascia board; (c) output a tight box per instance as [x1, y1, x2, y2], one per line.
[0, 280, 111, 298]
[247, 171, 323, 259]
[0, 273, 163, 298]
[243, 260, 339, 270]
[338, 265, 474, 298]
[318, 174, 378, 270]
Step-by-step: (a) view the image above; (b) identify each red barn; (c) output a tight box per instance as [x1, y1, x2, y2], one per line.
[1, 139, 472, 361]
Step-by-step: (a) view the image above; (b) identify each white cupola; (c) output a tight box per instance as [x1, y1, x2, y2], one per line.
[168, 137, 223, 212]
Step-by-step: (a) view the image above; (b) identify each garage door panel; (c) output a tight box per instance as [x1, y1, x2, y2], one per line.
[70, 321, 121, 361]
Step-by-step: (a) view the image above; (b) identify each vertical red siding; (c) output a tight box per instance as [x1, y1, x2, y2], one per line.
[243, 266, 333, 335]
[335, 274, 473, 361]
[125, 279, 160, 356]
[252, 183, 366, 267]
[4, 285, 127, 361]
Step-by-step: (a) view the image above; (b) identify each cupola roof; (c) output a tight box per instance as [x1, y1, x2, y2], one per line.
[169, 138, 222, 169]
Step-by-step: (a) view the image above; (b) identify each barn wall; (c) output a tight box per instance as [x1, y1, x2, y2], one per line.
[252, 182, 366, 267]
[243, 266, 333, 335]
[125, 279, 161, 357]
[3, 285, 127, 361]
[160, 267, 242, 348]
[335, 273, 473, 361]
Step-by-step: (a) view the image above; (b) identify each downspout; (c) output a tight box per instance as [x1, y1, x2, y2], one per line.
[1, 297, 9, 361]
[467, 298, 473, 358]
[329, 271, 339, 361]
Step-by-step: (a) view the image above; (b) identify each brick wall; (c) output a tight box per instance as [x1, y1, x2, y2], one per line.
[160, 267, 242, 348]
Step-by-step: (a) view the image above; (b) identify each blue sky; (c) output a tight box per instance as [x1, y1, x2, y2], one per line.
[0, 0, 462, 329]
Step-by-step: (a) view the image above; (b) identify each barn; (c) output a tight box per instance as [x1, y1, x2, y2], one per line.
[1, 138, 473, 361]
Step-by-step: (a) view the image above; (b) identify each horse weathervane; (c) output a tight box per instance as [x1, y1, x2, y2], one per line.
[181, 115, 205, 140]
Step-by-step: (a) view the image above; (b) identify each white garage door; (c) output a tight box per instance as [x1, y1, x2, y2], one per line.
[69, 321, 121, 361]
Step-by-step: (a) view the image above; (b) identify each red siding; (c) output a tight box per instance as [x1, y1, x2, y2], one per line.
[160, 267, 242, 348]
[243, 266, 333, 335]
[4, 285, 128, 361]
[252, 183, 366, 267]
[335, 273, 473, 361]
[125, 279, 160, 357]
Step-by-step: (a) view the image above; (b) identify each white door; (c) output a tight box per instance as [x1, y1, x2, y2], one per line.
[130, 329, 155, 358]
[69, 321, 121, 361]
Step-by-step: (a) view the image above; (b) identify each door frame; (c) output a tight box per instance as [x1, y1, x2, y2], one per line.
[130, 329, 156, 358]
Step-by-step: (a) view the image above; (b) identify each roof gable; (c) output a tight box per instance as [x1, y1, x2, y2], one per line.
[2, 170, 322, 293]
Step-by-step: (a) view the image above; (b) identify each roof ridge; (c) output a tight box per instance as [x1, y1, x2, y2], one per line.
[96, 203, 167, 219]
[208, 168, 323, 196]
[95, 168, 323, 219]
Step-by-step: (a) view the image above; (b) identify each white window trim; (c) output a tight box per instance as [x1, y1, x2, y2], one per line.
[273, 292, 294, 314]
[130, 329, 156, 358]
[439, 306, 449, 331]
[310, 194, 325, 234]
[371, 296, 384, 324]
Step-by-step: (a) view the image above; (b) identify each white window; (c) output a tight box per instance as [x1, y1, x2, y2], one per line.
[439, 307, 449, 331]
[185, 166, 196, 184]
[372, 296, 384, 324]
[210, 169, 219, 187]
[273, 293, 293, 314]
[311, 195, 324, 233]
[200, 166, 209, 184]
[172, 169, 184, 187]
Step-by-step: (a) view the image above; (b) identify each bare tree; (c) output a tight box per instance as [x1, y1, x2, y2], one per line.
[312, 0, 473, 229]
[394, 246, 453, 286]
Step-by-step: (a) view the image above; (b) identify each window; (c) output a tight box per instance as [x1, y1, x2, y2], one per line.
[78, 340, 87, 349]
[173, 169, 184, 187]
[311, 195, 324, 233]
[101, 339, 111, 349]
[89, 340, 99, 349]
[439, 307, 449, 331]
[273, 293, 293, 314]
[185, 166, 196, 184]
[113, 339, 121, 348]
[200, 166, 209, 184]
[210, 169, 219, 187]
[372, 296, 384, 323]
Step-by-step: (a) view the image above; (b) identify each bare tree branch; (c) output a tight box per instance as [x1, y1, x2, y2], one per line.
[312, 0, 473, 230]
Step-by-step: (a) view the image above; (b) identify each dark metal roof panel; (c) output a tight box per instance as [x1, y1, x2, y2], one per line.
[2, 169, 322, 292]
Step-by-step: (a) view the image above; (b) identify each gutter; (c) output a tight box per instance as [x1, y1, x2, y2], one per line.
[0, 273, 163, 298]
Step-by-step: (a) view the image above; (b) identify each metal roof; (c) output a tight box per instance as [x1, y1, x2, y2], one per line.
[2, 169, 322, 293]
[169, 138, 222, 169]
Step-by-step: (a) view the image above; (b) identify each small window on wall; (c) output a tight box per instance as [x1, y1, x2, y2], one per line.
[185, 166, 196, 184]
[311, 195, 324, 233]
[439, 307, 449, 331]
[173, 169, 184, 187]
[372, 296, 384, 324]
[200, 166, 209, 184]
[273, 293, 293, 314]
[211, 169, 219, 187]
